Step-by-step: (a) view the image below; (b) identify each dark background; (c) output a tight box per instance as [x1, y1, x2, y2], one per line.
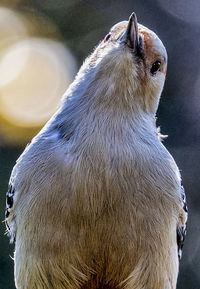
[0, 0, 199, 288]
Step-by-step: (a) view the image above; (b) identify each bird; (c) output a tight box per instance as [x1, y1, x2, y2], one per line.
[5, 13, 188, 289]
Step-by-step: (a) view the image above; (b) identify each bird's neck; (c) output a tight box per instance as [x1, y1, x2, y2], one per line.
[49, 59, 157, 140]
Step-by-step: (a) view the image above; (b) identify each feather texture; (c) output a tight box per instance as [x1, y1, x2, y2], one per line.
[5, 15, 187, 289]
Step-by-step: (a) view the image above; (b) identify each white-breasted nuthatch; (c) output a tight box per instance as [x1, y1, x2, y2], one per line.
[6, 13, 187, 289]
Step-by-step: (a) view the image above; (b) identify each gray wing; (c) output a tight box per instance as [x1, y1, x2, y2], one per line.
[5, 146, 28, 242]
[177, 186, 188, 260]
[5, 183, 14, 221]
[5, 182, 15, 242]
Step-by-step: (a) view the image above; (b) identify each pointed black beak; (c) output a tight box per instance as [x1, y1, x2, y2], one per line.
[126, 13, 139, 49]
[120, 13, 143, 55]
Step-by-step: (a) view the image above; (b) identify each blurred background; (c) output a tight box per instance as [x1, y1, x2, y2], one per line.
[0, 0, 199, 288]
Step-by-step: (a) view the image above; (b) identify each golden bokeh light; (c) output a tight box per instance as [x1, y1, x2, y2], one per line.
[0, 38, 77, 127]
[0, 7, 77, 145]
[0, 7, 27, 54]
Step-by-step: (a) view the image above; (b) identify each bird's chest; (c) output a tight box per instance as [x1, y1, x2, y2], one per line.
[73, 137, 181, 211]
[130, 142, 180, 194]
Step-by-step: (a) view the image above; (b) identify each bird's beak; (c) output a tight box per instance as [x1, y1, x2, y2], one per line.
[120, 12, 141, 53]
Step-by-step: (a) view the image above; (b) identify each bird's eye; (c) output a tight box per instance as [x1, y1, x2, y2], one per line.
[151, 61, 161, 75]
[104, 33, 111, 42]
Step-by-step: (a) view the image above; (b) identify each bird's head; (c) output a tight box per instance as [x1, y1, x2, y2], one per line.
[85, 13, 167, 115]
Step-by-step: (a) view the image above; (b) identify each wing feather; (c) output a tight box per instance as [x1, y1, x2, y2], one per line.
[177, 186, 188, 260]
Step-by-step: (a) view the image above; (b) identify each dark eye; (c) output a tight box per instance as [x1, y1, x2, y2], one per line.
[151, 61, 161, 75]
[104, 33, 111, 42]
